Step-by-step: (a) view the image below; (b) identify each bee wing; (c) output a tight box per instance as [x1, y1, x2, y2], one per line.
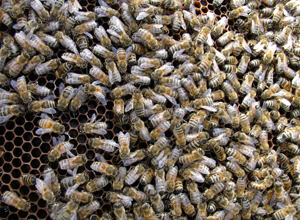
[163, 94, 177, 105]
[41, 108, 57, 114]
[100, 86, 110, 93]
[125, 132, 130, 147]
[90, 113, 96, 123]
[190, 170, 205, 183]
[200, 105, 217, 112]
[180, 16, 187, 30]
[65, 183, 80, 197]
[140, 127, 151, 141]
[101, 140, 120, 148]
[107, 29, 121, 38]
[158, 154, 168, 169]
[110, 16, 126, 33]
[125, 46, 132, 60]
[241, 40, 252, 54]
[140, 62, 155, 69]
[189, 4, 197, 16]
[117, 194, 133, 202]
[125, 99, 134, 112]
[0, 114, 15, 124]
[206, 34, 214, 46]
[35, 178, 45, 194]
[98, 0, 110, 7]
[112, 47, 118, 60]
[10, 80, 19, 94]
[70, 212, 77, 220]
[149, 111, 163, 121]
[67, 151, 76, 158]
[94, 92, 107, 105]
[278, 98, 291, 107]
[96, 153, 107, 163]
[92, 128, 107, 135]
[136, 12, 150, 20]
[36, 128, 53, 135]
[68, 0, 82, 13]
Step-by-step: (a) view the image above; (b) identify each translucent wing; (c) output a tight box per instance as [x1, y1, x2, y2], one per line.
[136, 12, 150, 20]
[125, 99, 134, 112]
[36, 128, 53, 135]
[94, 92, 107, 105]
[164, 94, 177, 105]
[10, 80, 19, 93]
[90, 113, 96, 123]
[65, 183, 80, 196]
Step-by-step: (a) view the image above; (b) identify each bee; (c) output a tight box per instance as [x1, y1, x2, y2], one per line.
[35, 58, 61, 76]
[0, 88, 22, 105]
[142, 203, 157, 220]
[149, 136, 170, 158]
[80, 48, 102, 68]
[48, 136, 74, 162]
[20, 174, 36, 186]
[75, 34, 89, 52]
[154, 85, 177, 105]
[1, 191, 31, 211]
[207, 171, 232, 184]
[9, 52, 30, 78]
[116, 131, 130, 160]
[59, 153, 87, 170]
[61, 52, 87, 69]
[14, 31, 36, 56]
[94, 26, 113, 50]
[179, 193, 196, 216]
[30, 0, 50, 21]
[113, 167, 126, 190]
[0, 7, 12, 27]
[150, 121, 171, 141]
[209, 71, 226, 88]
[239, 113, 251, 134]
[29, 34, 53, 57]
[273, 204, 297, 220]
[151, 15, 172, 25]
[170, 194, 182, 216]
[89, 67, 111, 87]
[172, 11, 186, 32]
[91, 45, 115, 61]
[91, 159, 118, 176]
[125, 74, 151, 86]
[120, 2, 138, 31]
[165, 166, 178, 193]
[86, 175, 109, 192]
[73, 20, 98, 36]
[222, 80, 238, 103]
[69, 85, 88, 112]
[57, 84, 77, 111]
[55, 31, 79, 55]
[35, 174, 56, 205]
[108, 16, 132, 47]
[53, 62, 72, 78]
[50, 200, 79, 220]
[155, 168, 167, 194]
[198, 51, 215, 74]
[28, 95, 56, 114]
[226, 148, 247, 166]
[22, 54, 45, 75]
[151, 62, 174, 80]
[77, 201, 101, 220]
[42, 167, 60, 196]
[124, 187, 148, 203]
[125, 164, 145, 185]
[128, 52, 137, 66]
[0, 46, 11, 71]
[226, 161, 245, 178]
[9, 76, 31, 104]
[84, 82, 109, 105]
[186, 181, 202, 205]
[217, 31, 235, 46]
[236, 176, 247, 199]
[228, 6, 251, 19]
[95, 0, 119, 17]
[113, 203, 126, 220]
[61, 169, 89, 190]
[65, 73, 91, 86]
[132, 118, 151, 141]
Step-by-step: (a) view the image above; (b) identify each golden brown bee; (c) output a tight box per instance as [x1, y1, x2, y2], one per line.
[94, 26, 113, 50]
[62, 52, 87, 69]
[0, 104, 25, 124]
[55, 31, 79, 55]
[59, 154, 87, 170]
[0, 46, 11, 72]
[91, 161, 118, 177]
[137, 28, 159, 50]
[30, 0, 50, 21]
[84, 83, 109, 105]
[108, 16, 132, 47]
[226, 161, 246, 178]
[73, 20, 98, 36]
[20, 174, 36, 186]
[1, 191, 31, 211]
[86, 175, 109, 192]
[69, 85, 88, 112]
[273, 204, 297, 220]
[172, 10, 186, 32]
[170, 194, 182, 216]
[0, 7, 13, 27]
[35, 58, 61, 76]
[131, 118, 151, 141]
[124, 187, 148, 203]
[113, 167, 127, 191]
[150, 121, 171, 141]
[78, 201, 100, 220]
[48, 136, 74, 162]
[57, 84, 76, 111]
[125, 164, 145, 185]
[9, 52, 30, 78]
[22, 54, 45, 75]
[142, 203, 157, 220]
[30, 34, 53, 57]
[28, 95, 55, 114]
[121, 2, 138, 31]
[10, 75, 31, 104]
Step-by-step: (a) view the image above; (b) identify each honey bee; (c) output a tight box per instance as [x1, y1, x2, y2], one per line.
[0, 88, 22, 105]
[94, 26, 113, 50]
[91, 159, 118, 177]
[170, 194, 182, 216]
[29, 34, 53, 57]
[55, 31, 79, 55]
[79, 48, 103, 68]
[124, 187, 148, 203]
[20, 174, 36, 186]
[42, 167, 61, 196]
[113, 167, 126, 190]
[108, 16, 132, 47]
[152, 15, 172, 25]
[179, 193, 196, 216]
[142, 203, 157, 220]
[172, 10, 186, 33]
[226, 161, 245, 178]
[217, 31, 235, 46]
[72, 20, 98, 36]
[132, 118, 151, 141]
[228, 6, 251, 19]
[69, 85, 88, 112]
[125, 164, 145, 185]
[59, 152, 87, 171]
[1, 191, 31, 211]
[165, 166, 178, 193]
[61, 52, 87, 69]
[0, 46, 11, 71]
[23, 54, 45, 75]
[89, 66, 111, 87]
[186, 181, 202, 205]
[78, 201, 101, 220]
[48, 136, 73, 162]
[148, 136, 170, 157]
[66, 73, 91, 86]
[150, 121, 171, 141]
[35, 58, 61, 76]
[57, 84, 77, 111]
[9, 52, 30, 78]
[154, 168, 166, 194]
[222, 80, 238, 103]
[273, 203, 297, 220]
[151, 62, 174, 80]
[28, 95, 56, 114]
[86, 175, 109, 193]
[84, 82, 109, 105]
[35, 174, 56, 205]
[75, 34, 89, 52]
[125, 74, 151, 86]
[30, 0, 50, 21]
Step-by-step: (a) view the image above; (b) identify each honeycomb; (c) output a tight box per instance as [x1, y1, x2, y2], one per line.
[0, 0, 298, 219]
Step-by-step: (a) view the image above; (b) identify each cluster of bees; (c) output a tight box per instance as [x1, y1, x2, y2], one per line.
[1, 0, 300, 219]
